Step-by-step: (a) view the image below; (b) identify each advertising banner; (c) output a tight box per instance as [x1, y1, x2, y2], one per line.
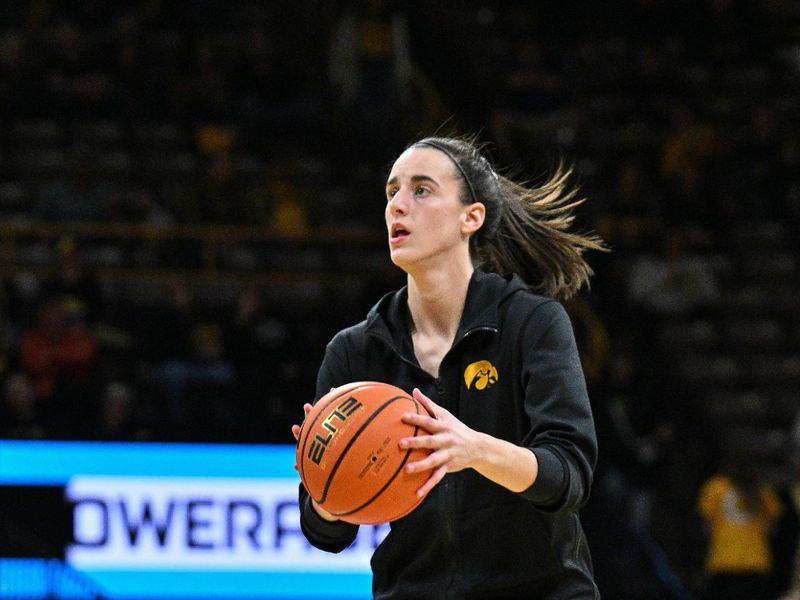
[0, 441, 386, 599]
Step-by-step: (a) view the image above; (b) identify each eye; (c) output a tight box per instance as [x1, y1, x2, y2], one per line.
[414, 186, 430, 197]
[386, 186, 398, 201]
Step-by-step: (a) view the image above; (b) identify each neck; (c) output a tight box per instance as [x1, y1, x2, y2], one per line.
[406, 260, 474, 340]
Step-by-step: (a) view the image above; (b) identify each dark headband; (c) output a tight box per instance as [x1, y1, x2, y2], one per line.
[414, 140, 478, 204]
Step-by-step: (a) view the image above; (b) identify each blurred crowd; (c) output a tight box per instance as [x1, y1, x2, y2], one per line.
[2, 0, 800, 598]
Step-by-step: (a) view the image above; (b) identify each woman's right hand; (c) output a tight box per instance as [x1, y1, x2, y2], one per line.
[292, 402, 339, 522]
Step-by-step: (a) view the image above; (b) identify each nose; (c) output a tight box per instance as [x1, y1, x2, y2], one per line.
[387, 189, 409, 216]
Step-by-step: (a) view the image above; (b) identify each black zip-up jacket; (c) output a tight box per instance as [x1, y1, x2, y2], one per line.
[299, 270, 599, 599]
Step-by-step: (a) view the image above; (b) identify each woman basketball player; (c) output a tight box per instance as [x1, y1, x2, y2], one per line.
[293, 136, 604, 599]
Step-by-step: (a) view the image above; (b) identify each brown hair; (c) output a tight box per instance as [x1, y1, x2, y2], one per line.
[411, 136, 607, 300]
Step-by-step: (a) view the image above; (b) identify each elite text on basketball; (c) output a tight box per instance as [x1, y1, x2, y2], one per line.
[308, 396, 363, 466]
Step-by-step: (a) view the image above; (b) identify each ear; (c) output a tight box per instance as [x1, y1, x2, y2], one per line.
[461, 202, 486, 237]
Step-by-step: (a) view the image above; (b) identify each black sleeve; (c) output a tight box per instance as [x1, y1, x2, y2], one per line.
[298, 487, 359, 553]
[298, 336, 359, 552]
[517, 301, 598, 512]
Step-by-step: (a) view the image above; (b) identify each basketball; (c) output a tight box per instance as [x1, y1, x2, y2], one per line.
[296, 381, 432, 525]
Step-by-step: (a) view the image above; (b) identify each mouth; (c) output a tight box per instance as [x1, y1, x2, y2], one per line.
[390, 223, 410, 244]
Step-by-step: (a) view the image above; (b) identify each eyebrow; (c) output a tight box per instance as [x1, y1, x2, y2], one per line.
[385, 174, 440, 188]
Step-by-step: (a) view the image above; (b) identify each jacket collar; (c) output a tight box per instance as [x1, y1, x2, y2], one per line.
[364, 269, 528, 354]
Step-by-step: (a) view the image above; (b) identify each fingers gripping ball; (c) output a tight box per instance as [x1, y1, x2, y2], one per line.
[296, 382, 432, 525]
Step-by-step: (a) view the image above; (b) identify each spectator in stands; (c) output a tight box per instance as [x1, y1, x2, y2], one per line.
[777, 412, 800, 600]
[232, 6, 325, 148]
[150, 322, 238, 441]
[564, 294, 611, 389]
[0, 372, 45, 439]
[41, 237, 104, 326]
[593, 156, 663, 254]
[19, 297, 97, 401]
[698, 454, 784, 600]
[223, 284, 293, 441]
[39, 18, 116, 119]
[93, 380, 151, 442]
[328, 0, 414, 173]
[240, 165, 311, 230]
[488, 37, 566, 166]
[0, 30, 40, 116]
[19, 296, 98, 438]
[194, 150, 246, 224]
[660, 106, 716, 180]
[660, 106, 718, 227]
[135, 281, 201, 364]
[124, 186, 175, 227]
[583, 335, 685, 599]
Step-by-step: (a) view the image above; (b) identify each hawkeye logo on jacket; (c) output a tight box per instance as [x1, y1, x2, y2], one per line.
[464, 360, 498, 390]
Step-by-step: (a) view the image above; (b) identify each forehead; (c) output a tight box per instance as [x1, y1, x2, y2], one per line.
[387, 146, 458, 182]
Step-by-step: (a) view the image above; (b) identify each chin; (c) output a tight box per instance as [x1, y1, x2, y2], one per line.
[388, 249, 416, 271]
[389, 251, 409, 268]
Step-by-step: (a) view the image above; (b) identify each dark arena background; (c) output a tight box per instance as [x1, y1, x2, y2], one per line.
[1, 1, 799, 599]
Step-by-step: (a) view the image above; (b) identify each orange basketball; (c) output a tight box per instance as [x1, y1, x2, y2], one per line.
[296, 381, 432, 525]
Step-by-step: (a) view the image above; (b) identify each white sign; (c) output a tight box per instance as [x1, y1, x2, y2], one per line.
[67, 476, 387, 571]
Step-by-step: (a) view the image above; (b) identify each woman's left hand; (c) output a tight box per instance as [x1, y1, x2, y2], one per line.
[399, 387, 485, 498]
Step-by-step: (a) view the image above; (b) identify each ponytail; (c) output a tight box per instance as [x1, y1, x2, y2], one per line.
[412, 137, 607, 300]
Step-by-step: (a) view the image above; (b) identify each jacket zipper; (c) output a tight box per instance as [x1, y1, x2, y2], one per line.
[435, 376, 458, 598]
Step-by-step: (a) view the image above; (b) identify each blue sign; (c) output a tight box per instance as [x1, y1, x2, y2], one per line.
[0, 440, 384, 599]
